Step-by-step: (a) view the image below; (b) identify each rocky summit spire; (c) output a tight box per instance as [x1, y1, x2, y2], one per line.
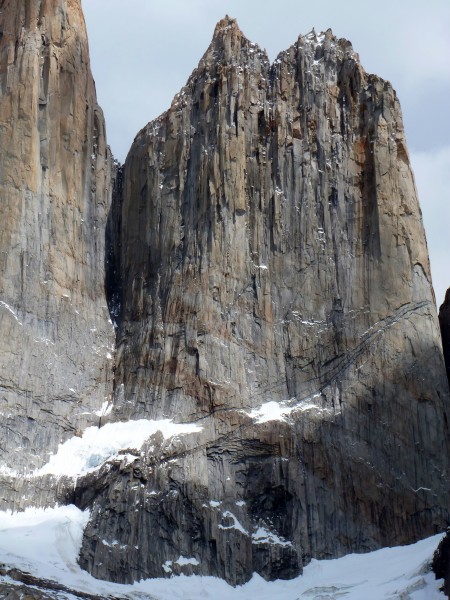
[213, 14, 242, 35]
[92, 17, 450, 585]
[0, 0, 115, 478]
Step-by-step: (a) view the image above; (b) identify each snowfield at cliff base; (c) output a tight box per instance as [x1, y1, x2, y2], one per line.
[0, 505, 445, 600]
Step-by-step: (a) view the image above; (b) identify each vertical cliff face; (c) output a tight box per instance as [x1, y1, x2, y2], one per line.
[440, 289, 450, 386]
[436, 290, 450, 596]
[77, 17, 450, 585]
[110, 18, 442, 419]
[0, 6, 448, 590]
[0, 0, 114, 476]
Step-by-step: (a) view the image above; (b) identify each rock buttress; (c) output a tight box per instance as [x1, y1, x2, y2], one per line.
[0, 0, 115, 483]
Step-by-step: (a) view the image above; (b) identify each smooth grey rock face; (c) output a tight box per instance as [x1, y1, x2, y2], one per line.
[0, 0, 115, 477]
[85, 16, 449, 585]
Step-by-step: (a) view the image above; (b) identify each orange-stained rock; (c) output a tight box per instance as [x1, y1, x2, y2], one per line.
[0, 0, 114, 473]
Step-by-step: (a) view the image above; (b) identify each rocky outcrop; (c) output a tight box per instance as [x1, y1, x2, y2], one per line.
[81, 17, 450, 585]
[433, 531, 450, 598]
[439, 288, 450, 385]
[0, 0, 114, 478]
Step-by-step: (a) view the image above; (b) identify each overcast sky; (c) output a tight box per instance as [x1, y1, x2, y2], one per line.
[82, 0, 449, 306]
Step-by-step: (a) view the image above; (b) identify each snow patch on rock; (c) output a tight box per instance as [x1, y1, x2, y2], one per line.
[34, 419, 202, 477]
[174, 556, 200, 567]
[218, 511, 249, 536]
[252, 527, 292, 547]
[245, 401, 294, 423]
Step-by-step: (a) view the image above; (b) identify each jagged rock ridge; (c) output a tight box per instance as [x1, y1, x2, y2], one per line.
[87, 16, 449, 585]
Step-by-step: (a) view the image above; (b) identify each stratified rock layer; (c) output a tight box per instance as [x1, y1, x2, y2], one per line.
[81, 18, 450, 585]
[0, 0, 114, 477]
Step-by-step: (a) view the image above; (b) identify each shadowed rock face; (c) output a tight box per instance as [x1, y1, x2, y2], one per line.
[433, 530, 450, 599]
[439, 289, 450, 386]
[80, 16, 450, 585]
[0, 0, 114, 475]
[436, 291, 450, 597]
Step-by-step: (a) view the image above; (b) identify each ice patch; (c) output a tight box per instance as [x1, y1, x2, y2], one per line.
[34, 419, 202, 477]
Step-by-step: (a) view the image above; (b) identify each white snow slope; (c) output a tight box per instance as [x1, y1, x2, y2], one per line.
[0, 504, 445, 599]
